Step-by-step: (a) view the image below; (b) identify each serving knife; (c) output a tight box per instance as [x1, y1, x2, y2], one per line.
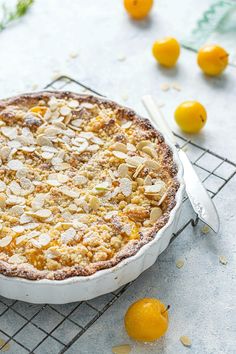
[142, 95, 220, 233]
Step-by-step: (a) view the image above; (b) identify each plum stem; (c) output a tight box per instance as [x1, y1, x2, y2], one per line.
[162, 304, 170, 314]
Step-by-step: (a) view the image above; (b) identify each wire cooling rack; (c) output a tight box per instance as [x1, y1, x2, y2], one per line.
[0, 76, 236, 354]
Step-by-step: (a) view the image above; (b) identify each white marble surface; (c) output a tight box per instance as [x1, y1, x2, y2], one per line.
[0, 1, 235, 353]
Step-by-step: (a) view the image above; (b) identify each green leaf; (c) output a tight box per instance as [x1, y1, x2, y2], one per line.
[0, 0, 34, 32]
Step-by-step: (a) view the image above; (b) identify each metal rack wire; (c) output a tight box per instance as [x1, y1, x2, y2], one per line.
[0, 76, 235, 354]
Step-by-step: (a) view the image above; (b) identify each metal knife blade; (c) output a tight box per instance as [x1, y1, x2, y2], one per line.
[142, 95, 220, 233]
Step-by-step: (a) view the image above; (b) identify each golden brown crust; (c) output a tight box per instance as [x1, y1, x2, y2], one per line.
[0, 91, 179, 280]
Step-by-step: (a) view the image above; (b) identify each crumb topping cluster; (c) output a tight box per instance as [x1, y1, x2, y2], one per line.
[0, 93, 177, 277]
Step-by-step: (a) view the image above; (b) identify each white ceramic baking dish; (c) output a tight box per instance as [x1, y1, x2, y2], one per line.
[0, 119, 184, 304]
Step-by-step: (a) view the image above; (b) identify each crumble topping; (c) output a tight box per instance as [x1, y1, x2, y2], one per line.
[0, 92, 178, 278]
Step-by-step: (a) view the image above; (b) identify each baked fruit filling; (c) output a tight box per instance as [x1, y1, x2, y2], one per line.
[0, 92, 179, 279]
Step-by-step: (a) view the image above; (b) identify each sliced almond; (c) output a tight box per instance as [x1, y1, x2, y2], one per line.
[6, 195, 25, 205]
[112, 151, 128, 160]
[7, 159, 24, 171]
[60, 106, 71, 116]
[87, 144, 99, 152]
[133, 164, 144, 179]
[79, 132, 94, 139]
[44, 127, 61, 136]
[121, 121, 132, 129]
[19, 214, 33, 224]
[118, 163, 128, 178]
[150, 207, 162, 223]
[219, 255, 227, 265]
[144, 184, 163, 194]
[158, 191, 168, 206]
[91, 136, 104, 145]
[8, 254, 26, 264]
[31, 233, 51, 248]
[57, 174, 69, 183]
[41, 146, 58, 153]
[59, 186, 80, 198]
[9, 205, 24, 217]
[126, 143, 136, 152]
[61, 227, 76, 244]
[201, 225, 210, 234]
[1, 126, 18, 139]
[41, 151, 54, 160]
[16, 230, 40, 245]
[144, 175, 152, 186]
[73, 175, 88, 186]
[46, 179, 61, 187]
[180, 336, 192, 347]
[20, 146, 36, 153]
[112, 344, 131, 354]
[36, 135, 53, 147]
[8, 181, 22, 196]
[27, 209, 52, 219]
[31, 194, 46, 211]
[89, 196, 100, 210]
[71, 119, 83, 128]
[0, 146, 11, 160]
[142, 146, 158, 159]
[111, 142, 127, 153]
[19, 177, 32, 190]
[120, 178, 132, 197]
[54, 162, 71, 171]
[75, 141, 89, 154]
[176, 259, 185, 269]
[16, 168, 28, 179]
[12, 225, 25, 234]
[161, 83, 170, 91]
[0, 181, 6, 192]
[68, 100, 79, 108]
[126, 156, 146, 167]
[145, 159, 160, 170]
[8, 140, 22, 149]
[136, 140, 151, 150]
[0, 235, 12, 247]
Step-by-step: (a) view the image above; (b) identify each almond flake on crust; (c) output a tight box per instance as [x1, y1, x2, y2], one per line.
[144, 184, 163, 194]
[112, 151, 128, 159]
[118, 163, 128, 178]
[61, 227, 76, 244]
[0, 235, 12, 247]
[59, 186, 80, 199]
[8, 254, 26, 264]
[120, 178, 132, 197]
[27, 209, 52, 219]
[150, 207, 162, 223]
[31, 233, 51, 248]
[126, 156, 146, 167]
[7, 159, 24, 171]
[0, 181, 6, 192]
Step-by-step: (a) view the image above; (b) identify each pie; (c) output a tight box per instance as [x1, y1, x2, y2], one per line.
[0, 92, 179, 280]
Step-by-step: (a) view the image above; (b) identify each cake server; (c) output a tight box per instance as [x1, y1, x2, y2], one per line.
[142, 95, 220, 233]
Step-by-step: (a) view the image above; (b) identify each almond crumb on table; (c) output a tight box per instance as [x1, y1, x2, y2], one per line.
[112, 344, 131, 354]
[180, 335, 192, 347]
[219, 255, 227, 265]
[160, 83, 170, 91]
[175, 258, 184, 268]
